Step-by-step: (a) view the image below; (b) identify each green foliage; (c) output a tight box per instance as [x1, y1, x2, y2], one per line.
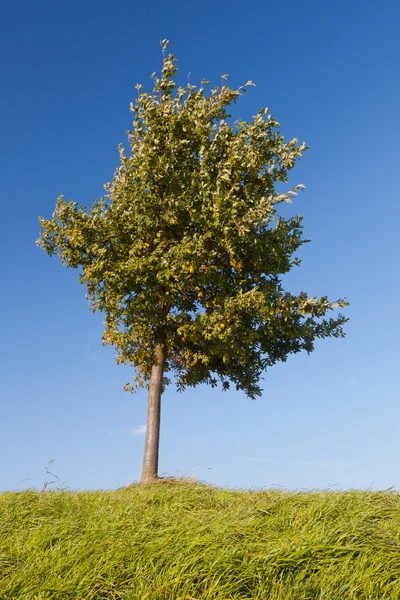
[37, 40, 348, 398]
[2, 484, 400, 598]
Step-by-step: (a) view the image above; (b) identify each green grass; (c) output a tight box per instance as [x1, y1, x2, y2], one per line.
[2, 479, 400, 599]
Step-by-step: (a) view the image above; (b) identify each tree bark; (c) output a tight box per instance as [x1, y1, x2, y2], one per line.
[140, 332, 166, 483]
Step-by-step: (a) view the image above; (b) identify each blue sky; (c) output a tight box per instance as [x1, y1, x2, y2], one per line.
[1, 0, 399, 492]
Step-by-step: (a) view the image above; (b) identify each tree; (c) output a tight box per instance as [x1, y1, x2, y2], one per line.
[37, 40, 348, 483]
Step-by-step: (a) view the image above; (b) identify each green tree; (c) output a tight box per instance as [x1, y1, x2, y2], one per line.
[37, 41, 348, 483]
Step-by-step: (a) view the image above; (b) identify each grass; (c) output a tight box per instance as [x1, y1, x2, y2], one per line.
[2, 479, 400, 599]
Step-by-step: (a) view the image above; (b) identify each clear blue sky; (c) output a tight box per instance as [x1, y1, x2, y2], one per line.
[1, 0, 399, 492]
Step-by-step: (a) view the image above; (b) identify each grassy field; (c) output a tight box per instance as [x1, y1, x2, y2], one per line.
[1, 479, 400, 599]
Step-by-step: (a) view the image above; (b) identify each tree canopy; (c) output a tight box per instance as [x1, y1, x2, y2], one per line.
[37, 40, 348, 402]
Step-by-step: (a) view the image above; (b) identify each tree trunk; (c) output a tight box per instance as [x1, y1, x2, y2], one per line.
[140, 333, 166, 483]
